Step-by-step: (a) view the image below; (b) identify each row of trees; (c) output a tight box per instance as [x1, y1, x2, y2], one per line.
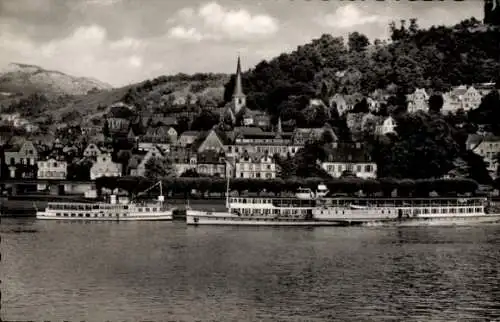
[95, 176, 482, 199]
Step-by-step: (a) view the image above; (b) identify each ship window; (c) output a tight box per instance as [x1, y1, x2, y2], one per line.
[431, 209, 438, 214]
[459, 208, 464, 213]
[382, 210, 384, 214]
[138, 208, 142, 212]
[109, 214, 112, 217]
[94, 214, 98, 217]
[64, 214, 68, 217]
[123, 214, 127, 216]
[124, 206, 128, 210]
[450, 208, 456, 213]
[467, 208, 473, 213]
[442, 208, 448, 214]
[152, 208, 157, 212]
[476, 207, 482, 212]
[145, 208, 150, 212]
[78, 214, 83, 217]
[86, 214, 90, 217]
[56, 213, 61, 216]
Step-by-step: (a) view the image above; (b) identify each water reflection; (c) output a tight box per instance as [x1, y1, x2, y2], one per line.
[2, 219, 500, 321]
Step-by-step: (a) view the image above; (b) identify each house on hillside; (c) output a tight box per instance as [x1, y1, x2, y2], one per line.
[461, 86, 483, 111]
[407, 88, 429, 113]
[466, 134, 500, 178]
[375, 116, 397, 136]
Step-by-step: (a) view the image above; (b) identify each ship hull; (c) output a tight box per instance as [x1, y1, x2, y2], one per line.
[186, 210, 340, 226]
[317, 215, 500, 226]
[36, 211, 173, 221]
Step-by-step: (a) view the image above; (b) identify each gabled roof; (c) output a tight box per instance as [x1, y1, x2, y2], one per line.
[466, 133, 500, 149]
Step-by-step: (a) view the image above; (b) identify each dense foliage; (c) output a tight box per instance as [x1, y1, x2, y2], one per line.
[223, 18, 500, 121]
[95, 176, 480, 199]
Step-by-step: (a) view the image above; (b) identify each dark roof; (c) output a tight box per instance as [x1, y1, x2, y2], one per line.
[323, 142, 373, 163]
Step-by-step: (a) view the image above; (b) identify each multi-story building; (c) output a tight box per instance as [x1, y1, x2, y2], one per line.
[466, 134, 500, 178]
[36, 158, 68, 191]
[37, 158, 67, 180]
[234, 153, 277, 179]
[407, 88, 429, 113]
[90, 153, 122, 180]
[320, 142, 377, 179]
[4, 140, 38, 179]
[461, 86, 483, 110]
[226, 124, 299, 159]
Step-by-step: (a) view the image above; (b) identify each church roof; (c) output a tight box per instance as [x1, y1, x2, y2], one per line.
[233, 55, 244, 97]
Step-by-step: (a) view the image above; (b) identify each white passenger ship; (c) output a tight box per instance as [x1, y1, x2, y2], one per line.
[186, 178, 338, 226]
[313, 196, 500, 225]
[36, 181, 173, 221]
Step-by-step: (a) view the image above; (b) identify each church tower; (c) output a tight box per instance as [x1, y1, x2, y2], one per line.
[232, 55, 246, 115]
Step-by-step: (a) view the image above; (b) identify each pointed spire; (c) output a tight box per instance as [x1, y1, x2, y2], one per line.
[275, 116, 282, 138]
[233, 54, 244, 98]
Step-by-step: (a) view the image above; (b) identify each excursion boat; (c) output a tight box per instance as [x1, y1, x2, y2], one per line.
[186, 176, 338, 226]
[36, 181, 173, 221]
[313, 195, 500, 226]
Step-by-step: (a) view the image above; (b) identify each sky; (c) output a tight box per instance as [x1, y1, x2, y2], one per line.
[0, 0, 483, 87]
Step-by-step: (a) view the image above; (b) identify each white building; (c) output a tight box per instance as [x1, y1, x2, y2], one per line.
[90, 153, 122, 180]
[407, 88, 429, 113]
[235, 154, 277, 179]
[37, 158, 67, 179]
[320, 142, 377, 179]
[36, 158, 68, 191]
[375, 116, 397, 136]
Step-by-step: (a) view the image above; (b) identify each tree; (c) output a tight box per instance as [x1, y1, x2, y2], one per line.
[144, 157, 176, 180]
[348, 32, 370, 52]
[428, 93, 444, 113]
[103, 117, 110, 138]
[375, 111, 460, 179]
[191, 109, 219, 131]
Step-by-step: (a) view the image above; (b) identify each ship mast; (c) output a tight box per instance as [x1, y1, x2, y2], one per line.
[224, 158, 231, 212]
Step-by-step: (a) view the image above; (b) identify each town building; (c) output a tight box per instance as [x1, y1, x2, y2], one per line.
[375, 116, 397, 136]
[90, 153, 122, 180]
[4, 140, 38, 179]
[234, 152, 277, 179]
[37, 158, 68, 180]
[466, 134, 500, 178]
[407, 88, 429, 113]
[320, 142, 377, 179]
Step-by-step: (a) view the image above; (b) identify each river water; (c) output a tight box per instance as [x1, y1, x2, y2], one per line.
[2, 218, 500, 321]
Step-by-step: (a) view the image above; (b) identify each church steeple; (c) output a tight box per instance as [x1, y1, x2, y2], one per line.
[232, 54, 246, 115]
[275, 117, 282, 139]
